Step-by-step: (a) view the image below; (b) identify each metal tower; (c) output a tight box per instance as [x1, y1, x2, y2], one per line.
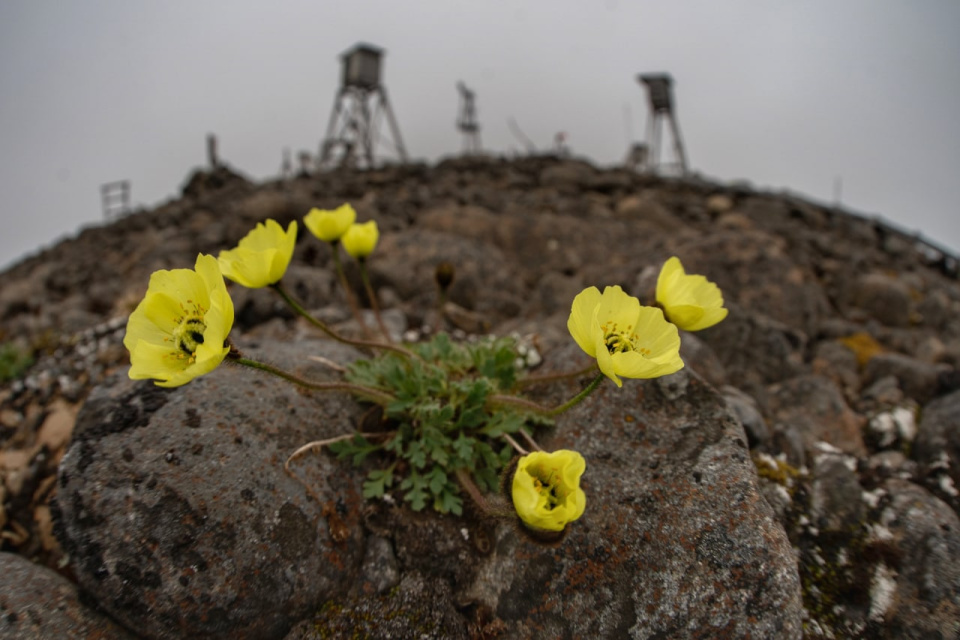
[319, 44, 408, 169]
[456, 81, 481, 154]
[637, 73, 688, 175]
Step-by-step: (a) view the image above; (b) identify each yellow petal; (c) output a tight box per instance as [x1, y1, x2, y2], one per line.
[656, 256, 728, 331]
[512, 450, 587, 532]
[596, 285, 641, 332]
[124, 254, 233, 387]
[567, 286, 602, 357]
[594, 331, 622, 387]
[218, 220, 296, 288]
[304, 204, 356, 242]
[341, 220, 380, 259]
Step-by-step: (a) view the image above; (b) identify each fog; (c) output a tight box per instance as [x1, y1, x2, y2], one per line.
[1, 0, 958, 269]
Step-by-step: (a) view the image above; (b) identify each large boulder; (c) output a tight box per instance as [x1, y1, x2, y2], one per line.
[54, 340, 368, 639]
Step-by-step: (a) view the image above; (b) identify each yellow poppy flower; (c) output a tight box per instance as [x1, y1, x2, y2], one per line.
[341, 221, 380, 259]
[303, 204, 356, 243]
[124, 254, 234, 387]
[512, 450, 587, 532]
[218, 219, 297, 288]
[655, 256, 728, 331]
[567, 285, 683, 387]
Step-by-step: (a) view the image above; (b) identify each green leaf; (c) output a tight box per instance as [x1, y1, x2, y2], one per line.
[479, 411, 524, 438]
[401, 471, 428, 511]
[327, 435, 381, 465]
[435, 490, 463, 515]
[362, 467, 395, 499]
[407, 441, 427, 469]
[452, 434, 475, 463]
[427, 468, 448, 495]
[475, 467, 499, 493]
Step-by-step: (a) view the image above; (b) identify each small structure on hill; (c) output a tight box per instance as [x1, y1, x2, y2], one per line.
[635, 73, 688, 176]
[319, 43, 409, 169]
[100, 180, 130, 220]
[456, 81, 482, 155]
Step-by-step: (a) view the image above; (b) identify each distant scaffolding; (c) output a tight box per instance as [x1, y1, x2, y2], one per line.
[456, 81, 481, 154]
[319, 43, 408, 169]
[101, 180, 130, 220]
[637, 73, 688, 175]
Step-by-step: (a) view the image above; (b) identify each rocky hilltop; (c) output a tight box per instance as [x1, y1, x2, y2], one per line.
[1, 156, 959, 638]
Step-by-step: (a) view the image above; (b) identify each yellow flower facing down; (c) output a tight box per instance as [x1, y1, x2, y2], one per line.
[656, 256, 728, 331]
[218, 219, 297, 288]
[303, 203, 356, 243]
[341, 220, 379, 259]
[124, 254, 234, 388]
[512, 450, 587, 532]
[568, 285, 683, 387]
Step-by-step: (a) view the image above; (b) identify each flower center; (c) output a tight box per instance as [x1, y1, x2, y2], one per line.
[601, 321, 651, 357]
[531, 467, 563, 510]
[167, 300, 208, 363]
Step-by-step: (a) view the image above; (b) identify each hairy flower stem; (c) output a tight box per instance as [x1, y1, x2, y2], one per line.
[229, 355, 395, 405]
[358, 260, 392, 343]
[488, 372, 605, 417]
[547, 373, 605, 415]
[285, 431, 394, 471]
[270, 283, 419, 361]
[330, 244, 372, 339]
[515, 363, 598, 388]
[454, 469, 515, 519]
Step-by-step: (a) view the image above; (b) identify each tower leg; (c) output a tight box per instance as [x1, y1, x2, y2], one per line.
[378, 87, 408, 163]
[667, 113, 688, 175]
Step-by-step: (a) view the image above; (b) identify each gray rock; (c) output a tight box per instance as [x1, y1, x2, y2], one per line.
[614, 194, 682, 230]
[810, 447, 864, 533]
[722, 385, 770, 448]
[876, 480, 960, 638]
[697, 304, 806, 397]
[679, 331, 727, 389]
[358, 535, 400, 595]
[764, 374, 866, 457]
[811, 339, 862, 399]
[373, 228, 524, 321]
[675, 229, 830, 337]
[854, 273, 913, 327]
[539, 161, 596, 191]
[459, 362, 803, 638]
[0, 552, 135, 639]
[865, 352, 949, 405]
[285, 572, 469, 640]
[54, 340, 368, 640]
[913, 388, 960, 490]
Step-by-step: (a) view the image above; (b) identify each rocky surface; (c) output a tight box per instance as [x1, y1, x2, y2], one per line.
[1, 155, 959, 638]
[0, 551, 135, 639]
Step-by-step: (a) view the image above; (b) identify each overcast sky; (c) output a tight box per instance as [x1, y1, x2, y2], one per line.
[1, 0, 958, 270]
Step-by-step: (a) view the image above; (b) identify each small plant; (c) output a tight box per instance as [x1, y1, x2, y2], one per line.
[0, 342, 34, 383]
[330, 333, 551, 515]
[121, 205, 729, 540]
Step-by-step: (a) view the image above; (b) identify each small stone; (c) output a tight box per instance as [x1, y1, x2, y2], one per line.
[706, 194, 734, 213]
[0, 552, 136, 639]
[360, 535, 400, 594]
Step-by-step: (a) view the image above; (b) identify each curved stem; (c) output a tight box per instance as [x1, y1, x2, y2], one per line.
[230, 355, 395, 405]
[546, 372, 605, 416]
[515, 362, 598, 388]
[454, 469, 515, 519]
[358, 260, 392, 343]
[285, 431, 394, 471]
[486, 393, 552, 415]
[502, 433, 528, 455]
[270, 282, 419, 361]
[487, 372, 605, 418]
[331, 244, 372, 338]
